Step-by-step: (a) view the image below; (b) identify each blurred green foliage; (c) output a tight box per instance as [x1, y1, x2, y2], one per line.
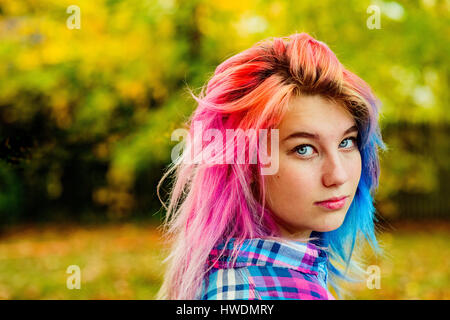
[0, 0, 448, 223]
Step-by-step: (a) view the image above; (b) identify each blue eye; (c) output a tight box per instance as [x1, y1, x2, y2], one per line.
[294, 145, 314, 156]
[340, 137, 357, 148]
[292, 137, 358, 158]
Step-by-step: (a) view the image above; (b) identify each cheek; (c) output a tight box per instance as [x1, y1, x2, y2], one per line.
[265, 158, 313, 204]
[342, 153, 362, 197]
[350, 152, 362, 182]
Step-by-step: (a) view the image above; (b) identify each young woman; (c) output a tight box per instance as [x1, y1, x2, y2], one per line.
[156, 32, 387, 300]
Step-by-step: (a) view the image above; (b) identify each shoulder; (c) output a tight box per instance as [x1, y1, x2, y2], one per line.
[200, 267, 262, 300]
[200, 266, 334, 300]
[248, 266, 334, 300]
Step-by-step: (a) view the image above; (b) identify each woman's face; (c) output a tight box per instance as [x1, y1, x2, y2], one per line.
[264, 94, 362, 240]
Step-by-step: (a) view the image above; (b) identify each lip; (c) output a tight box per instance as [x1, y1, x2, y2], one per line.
[314, 196, 348, 210]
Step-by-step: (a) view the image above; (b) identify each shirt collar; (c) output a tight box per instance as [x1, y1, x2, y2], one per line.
[207, 237, 329, 277]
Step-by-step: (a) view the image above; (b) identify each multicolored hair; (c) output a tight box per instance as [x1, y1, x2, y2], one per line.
[156, 32, 387, 300]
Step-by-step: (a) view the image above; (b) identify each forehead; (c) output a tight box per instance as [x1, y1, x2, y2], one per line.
[279, 95, 355, 135]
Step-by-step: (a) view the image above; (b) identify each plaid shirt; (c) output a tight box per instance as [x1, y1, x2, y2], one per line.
[199, 237, 335, 300]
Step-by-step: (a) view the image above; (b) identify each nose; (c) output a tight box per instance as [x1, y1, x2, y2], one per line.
[321, 152, 348, 187]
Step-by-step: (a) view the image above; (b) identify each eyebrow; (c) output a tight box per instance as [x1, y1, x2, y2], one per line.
[282, 125, 359, 143]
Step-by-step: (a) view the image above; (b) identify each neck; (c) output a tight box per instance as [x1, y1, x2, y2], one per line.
[276, 222, 312, 242]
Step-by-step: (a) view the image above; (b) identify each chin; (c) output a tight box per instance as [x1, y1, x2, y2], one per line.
[313, 215, 347, 232]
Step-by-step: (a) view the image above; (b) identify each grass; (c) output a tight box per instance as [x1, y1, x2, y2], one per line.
[0, 220, 448, 299]
[337, 220, 450, 299]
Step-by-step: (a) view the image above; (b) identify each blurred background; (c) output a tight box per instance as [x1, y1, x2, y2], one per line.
[0, 0, 448, 299]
